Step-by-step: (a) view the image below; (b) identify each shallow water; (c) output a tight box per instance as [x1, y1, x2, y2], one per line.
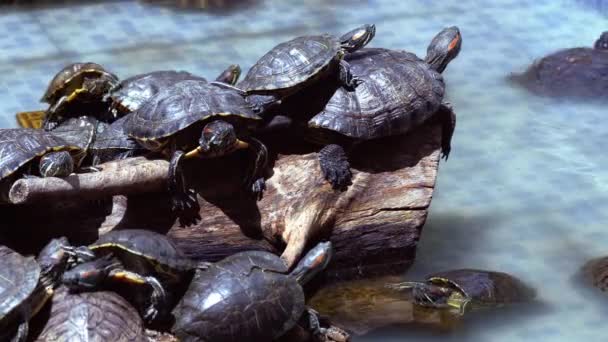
[1, 0, 608, 341]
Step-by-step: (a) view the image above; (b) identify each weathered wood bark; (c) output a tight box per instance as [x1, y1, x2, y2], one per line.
[0, 119, 443, 280]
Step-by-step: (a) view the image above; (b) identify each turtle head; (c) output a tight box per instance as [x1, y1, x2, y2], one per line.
[594, 31, 608, 50]
[186, 120, 249, 159]
[37, 237, 71, 287]
[215, 64, 242, 85]
[425, 26, 462, 73]
[339, 24, 376, 53]
[62, 254, 119, 291]
[39, 151, 74, 177]
[410, 282, 453, 308]
[290, 241, 333, 285]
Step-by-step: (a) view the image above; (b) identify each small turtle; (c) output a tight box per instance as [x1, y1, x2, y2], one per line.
[109, 64, 241, 117]
[387, 269, 536, 315]
[62, 229, 198, 323]
[0, 238, 71, 342]
[36, 286, 146, 342]
[171, 241, 333, 341]
[87, 113, 146, 166]
[15, 110, 46, 129]
[126, 80, 268, 211]
[41, 62, 119, 130]
[508, 31, 608, 99]
[238, 24, 376, 107]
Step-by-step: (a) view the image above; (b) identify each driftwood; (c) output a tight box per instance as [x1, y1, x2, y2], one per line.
[0, 118, 443, 280]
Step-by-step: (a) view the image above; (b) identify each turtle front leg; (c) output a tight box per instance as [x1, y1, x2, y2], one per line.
[302, 308, 350, 342]
[107, 269, 167, 323]
[168, 150, 198, 212]
[437, 102, 457, 161]
[318, 144, 352, 190]
[12, 322, 28, 342]
[338, 59, 362, 91]
[242, 137, 268, 200]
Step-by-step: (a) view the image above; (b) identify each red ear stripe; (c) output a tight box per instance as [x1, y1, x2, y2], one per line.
[311, 254, 326, 268]
[448, 34, 460, 51]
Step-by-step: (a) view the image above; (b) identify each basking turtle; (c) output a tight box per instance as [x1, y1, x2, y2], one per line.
[62, 229, 198, 323]
[0, 238, 71, 342]
[86, 113, 145, 166]
[171, 241, 333, 341]
[272, 26, 461, 189]
[126, 80, 268, 211]
[41, 62, 119, 130]
[109, 64, 241, 117]
[387, 269, 536, 315]
[508, 31, 608, 99]
[36, 286, 146, 342]
[238, 24, 376, 108]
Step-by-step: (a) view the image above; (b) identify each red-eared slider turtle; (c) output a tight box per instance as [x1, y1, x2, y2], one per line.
[271, 27, 461, 189]
[508, 31, 608, 99]
[62, 229, 198, 323]
[171, 241, 333, 341]
[126, 80, 268, 211]
[41, 62, 119, 130]
[387, 269, 536, 315]
[109, 64, 241, 117]
[86, 113, 146, 166]
[0, 238, 71, 342]
[36, 286, 146, 341]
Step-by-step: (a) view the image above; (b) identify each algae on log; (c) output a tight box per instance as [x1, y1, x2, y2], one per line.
[0, 119, 444, 280]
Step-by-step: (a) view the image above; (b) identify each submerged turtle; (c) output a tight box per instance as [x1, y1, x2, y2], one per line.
[508, 31, 608, 99]
[36, 286, 146, 341]
[271, 26, 461, 189]
[171, 241, 333, 341]
[238, 24, 376, 109]
[41, 62, 119, 130]
[0, 238, 71, 342]
[109, 64, 241, 117]
[126, 80, 268, 211]
[387, 269, 536, 315]
[62, 229, 198, 322]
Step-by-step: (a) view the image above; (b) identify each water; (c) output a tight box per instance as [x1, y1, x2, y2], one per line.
[1, 0, 608, 341]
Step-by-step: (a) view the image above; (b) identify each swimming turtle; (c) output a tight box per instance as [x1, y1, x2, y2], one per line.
[508, 31, 608, 99]
[387, 269, 536, 315]
[62, 229, 198, 323]
[41, 62, 119, 130]
[126, 80, 268, 211]
[237, 24, 376, 108]
[109, 64, 241, 117]
[0, 238, 71, 342]
[36, 286, 146, 341]
[86, 113, 145, 166]
[171, 241, 333, 341]
[271, 26, 461, 189]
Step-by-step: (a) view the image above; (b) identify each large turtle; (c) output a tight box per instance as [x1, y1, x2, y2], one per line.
[171, 241, 333, 341]
[36, 286, 146, 342]
[270, 26, 461, 189]
[0, 238, 71, 342]
[387, 269, 536, 315]
[109, 64, 242, 117]
[41, 62, 119, 130]
[125, 80, 268, 211]
[508, 31, 608, 99]
[62, 229, 198, 323]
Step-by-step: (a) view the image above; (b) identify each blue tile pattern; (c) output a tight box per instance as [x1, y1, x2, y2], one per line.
[1, 0, 608, 341]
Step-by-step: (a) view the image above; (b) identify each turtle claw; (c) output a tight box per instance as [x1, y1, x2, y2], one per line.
[171, 189, 198, 212]
[250, 178, 266, 200]
[143, 305, 159, 323]
[318, 144, 352, 190]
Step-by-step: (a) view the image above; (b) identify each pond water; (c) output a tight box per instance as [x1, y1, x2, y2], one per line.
[1, 0, 607, 341]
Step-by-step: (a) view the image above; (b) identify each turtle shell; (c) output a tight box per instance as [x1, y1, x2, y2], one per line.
[0, 246, 40, 338]
[0, 128, 83, 180]
[308, 48, 445, 140]
[110, 70, 207, 115]
[427, 269, 536, 307]
[42, 62, 118, 104]
[36, 286, 146, 341]
[88, 114, 144, 165]
[239, 34, 341, 93]
[172, 251, 304, 341]
[127, 80, 261, 143]
[582, 256, 608, 291]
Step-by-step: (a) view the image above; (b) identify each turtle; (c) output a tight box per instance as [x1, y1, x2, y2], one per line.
[41, 62, 119, 130]
[0, 238, 71, 342]
[61, 229, 199, 323]
[15, 110, 46, 129]
[269, 26, 461, 190]
[125, 79, 268, 212]
[508, 31, 608, 100]
[387, 269, 536, 315]
[581, 255, 608, 292]
[171, 241, 333, 341]
[86, 113, 146, 166]
[108, 64, 242, 117]
[36, 286, 146, 342]
[237, 24, 376, 110]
